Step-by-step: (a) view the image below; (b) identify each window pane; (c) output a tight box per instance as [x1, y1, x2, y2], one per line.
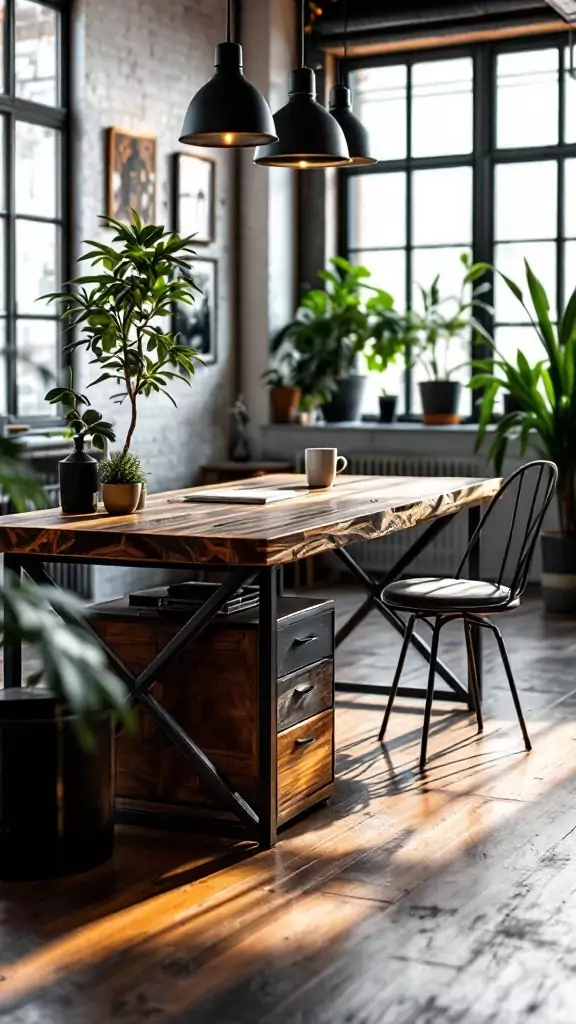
[494, 241, 556, 323]
[564, 241, 576, 304]
[16, 220, 58, 313]
[565, 159, 576, 237]
[495, 325, 546, 372]
[495, 161, 557, 241]
[412, 58, 473, 158]
[497, 49, 558, 149]
[16, 319, 58, 416]
[15, 121, 57, 218]
[350, 65, 407, 162]
[15, 0, 59, 107]
[412, 167, 472, 246]
[352, 249, 406, 311]
[564, 50, 576, 143]
[411, 247, 471, 311]
[348, 173, 406, 250]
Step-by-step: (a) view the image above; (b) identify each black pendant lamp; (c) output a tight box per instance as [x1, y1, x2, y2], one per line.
[329, 0, 377, 166]
[179, 0, 277, 148]
[254, 0, 350, 168]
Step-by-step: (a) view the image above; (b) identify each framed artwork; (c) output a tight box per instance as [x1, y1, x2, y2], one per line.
[173, 258, 217, 365]
[107, 127, 156, 225]
[173, 152, 215, 244]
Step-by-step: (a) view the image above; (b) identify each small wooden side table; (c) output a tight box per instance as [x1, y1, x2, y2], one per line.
[199, 461, 294, 485]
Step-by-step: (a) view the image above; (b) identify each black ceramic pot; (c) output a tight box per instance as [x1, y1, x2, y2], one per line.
[59, 438, 99, 515]
[322, 376, 367, 423]
[419, 381, 462, 425]
[541, 533, 576, 614]
[378, 395, 398, 423]
[0, 689, 115, 880]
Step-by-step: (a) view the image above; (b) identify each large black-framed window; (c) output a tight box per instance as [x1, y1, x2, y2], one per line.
[0, 0, 70, 421]
[340, 34, 576, 419]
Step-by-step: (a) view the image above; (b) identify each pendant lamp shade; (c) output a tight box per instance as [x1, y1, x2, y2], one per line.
[254, 67, 350, 168]
[329, 83, 377, 166]
[179, 42, 277, 148]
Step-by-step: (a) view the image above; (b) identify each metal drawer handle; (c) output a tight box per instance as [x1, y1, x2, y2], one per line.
[293, 682, 315, 700]
[292, 634, 318, 647]
[295, 736, 317, 748]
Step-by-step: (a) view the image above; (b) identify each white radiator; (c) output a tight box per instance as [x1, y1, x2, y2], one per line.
[298, 452, 485, 576]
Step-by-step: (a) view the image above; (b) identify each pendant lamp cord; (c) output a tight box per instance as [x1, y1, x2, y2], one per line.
[226, 0, 231, 42]
[300, 0, 305, 67]
[340, 0, 348, 85]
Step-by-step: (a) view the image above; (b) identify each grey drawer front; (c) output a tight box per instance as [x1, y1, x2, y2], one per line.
[277, 610, 334, 677]
[277, 659, 333, 732]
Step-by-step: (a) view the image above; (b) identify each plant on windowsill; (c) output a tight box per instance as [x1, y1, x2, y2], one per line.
[98, 451, 146, 515]
[42, 209, 203, 512]
[365, 290, 406, 423]
[469, 259, 576, 614]
[0, 437, 130, 879]
[45, 380, 116, 515]
[271, 257, 375, 424]
[409, 254, 492, 426]
[262, 363, 301, 424]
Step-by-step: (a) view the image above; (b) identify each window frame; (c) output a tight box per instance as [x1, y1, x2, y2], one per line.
[339, 33, 576, 421]
[0, 0, 71, 424]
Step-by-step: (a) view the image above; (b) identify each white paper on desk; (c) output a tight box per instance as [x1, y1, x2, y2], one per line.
[178, 488, 301, 505]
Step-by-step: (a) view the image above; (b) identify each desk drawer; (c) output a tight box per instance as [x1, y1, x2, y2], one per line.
[277, 659, 333, 732]
[277, 710, 334, 824]
[277, 609, 334, 677]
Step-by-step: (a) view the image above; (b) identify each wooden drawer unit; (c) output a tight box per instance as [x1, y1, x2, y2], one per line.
[91, 596, 335, 831]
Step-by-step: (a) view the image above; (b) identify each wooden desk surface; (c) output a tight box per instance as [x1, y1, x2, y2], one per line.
[0, 474, 500, 567]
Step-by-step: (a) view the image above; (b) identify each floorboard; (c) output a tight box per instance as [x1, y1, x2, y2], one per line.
[1, 586, 576, 1023]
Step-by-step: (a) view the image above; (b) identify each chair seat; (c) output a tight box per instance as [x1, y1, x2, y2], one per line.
[382, 577, 514, 613]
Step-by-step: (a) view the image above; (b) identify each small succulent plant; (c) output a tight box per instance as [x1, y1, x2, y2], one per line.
[98, 451, 146, 485]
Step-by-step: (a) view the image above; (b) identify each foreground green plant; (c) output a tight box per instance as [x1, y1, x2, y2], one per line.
[469, 259, 576, 535]
[98, 451, 146, 485]
[43, 209, 203, 455]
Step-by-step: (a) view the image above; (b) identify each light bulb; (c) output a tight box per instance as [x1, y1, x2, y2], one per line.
[223, 132, 235, 145]
[298, 160, 308, 168]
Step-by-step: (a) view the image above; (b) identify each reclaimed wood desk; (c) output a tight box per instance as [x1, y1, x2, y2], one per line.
[0, 473, 500, 848]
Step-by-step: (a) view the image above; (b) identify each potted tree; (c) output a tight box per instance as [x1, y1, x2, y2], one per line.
[44, 210, 203, 513]
[272, 258, 372, 423]
[45, 380, 116, 514]
[411, 256, 491, 425]
[0, 438, 129, 879]
[469, 259, 576, 613]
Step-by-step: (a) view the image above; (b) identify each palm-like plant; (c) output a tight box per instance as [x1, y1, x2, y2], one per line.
[470, 259, 576, 535]
[43, 210, 203, 455]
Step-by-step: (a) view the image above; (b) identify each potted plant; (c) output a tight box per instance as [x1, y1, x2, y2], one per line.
[469, 259, 576, 613]
[99, 451, 146, 515]
[0, 439, 130, 879]
[272, 257, 372, 423]
[365, 290, 405, 423]
[410, 255, 491, 425]
[262, 363, 301, 423]
[45, 380, 116, 514]
[43, 210, 203, 508]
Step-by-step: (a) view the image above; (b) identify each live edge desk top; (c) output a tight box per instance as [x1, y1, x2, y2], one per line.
[0, 474, 501, 568]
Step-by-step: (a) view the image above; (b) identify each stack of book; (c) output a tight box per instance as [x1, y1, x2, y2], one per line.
[128, 582, 260, 616]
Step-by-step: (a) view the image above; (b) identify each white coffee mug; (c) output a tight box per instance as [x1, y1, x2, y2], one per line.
[305, 448, 348, 489]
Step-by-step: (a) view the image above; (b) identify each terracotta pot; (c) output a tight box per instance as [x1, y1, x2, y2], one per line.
[270, 386, 301, 423]
[102, 482, 142, 515]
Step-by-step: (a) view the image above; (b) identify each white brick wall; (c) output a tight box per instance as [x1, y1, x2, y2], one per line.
[72, 0, 236, 600]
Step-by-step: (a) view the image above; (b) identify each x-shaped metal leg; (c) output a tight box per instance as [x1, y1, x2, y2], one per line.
[18, 557, 270, 837]
[333, 511, 474, 705]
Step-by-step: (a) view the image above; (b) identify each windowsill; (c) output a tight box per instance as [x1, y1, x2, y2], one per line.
[262, 420, 491, 433]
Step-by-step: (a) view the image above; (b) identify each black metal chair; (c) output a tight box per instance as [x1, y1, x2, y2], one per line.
[378, 460, 558, 770]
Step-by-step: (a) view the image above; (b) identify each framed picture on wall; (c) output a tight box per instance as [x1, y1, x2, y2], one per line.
[173, 258, 217, 365]
[173, 153, 215, 244]
[107, 127, 156, 225]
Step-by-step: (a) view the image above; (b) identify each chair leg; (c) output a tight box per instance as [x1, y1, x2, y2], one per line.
[490, 622, 532, 752]
[464, 618, 484, 734]
[379, 614, 416, 741]
[419, 618, 442, 771]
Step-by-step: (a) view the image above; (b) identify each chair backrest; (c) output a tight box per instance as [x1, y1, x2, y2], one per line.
[455, 460, 558, 602]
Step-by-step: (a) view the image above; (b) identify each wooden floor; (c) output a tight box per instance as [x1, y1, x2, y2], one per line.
[2, 586, 576, 1023]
